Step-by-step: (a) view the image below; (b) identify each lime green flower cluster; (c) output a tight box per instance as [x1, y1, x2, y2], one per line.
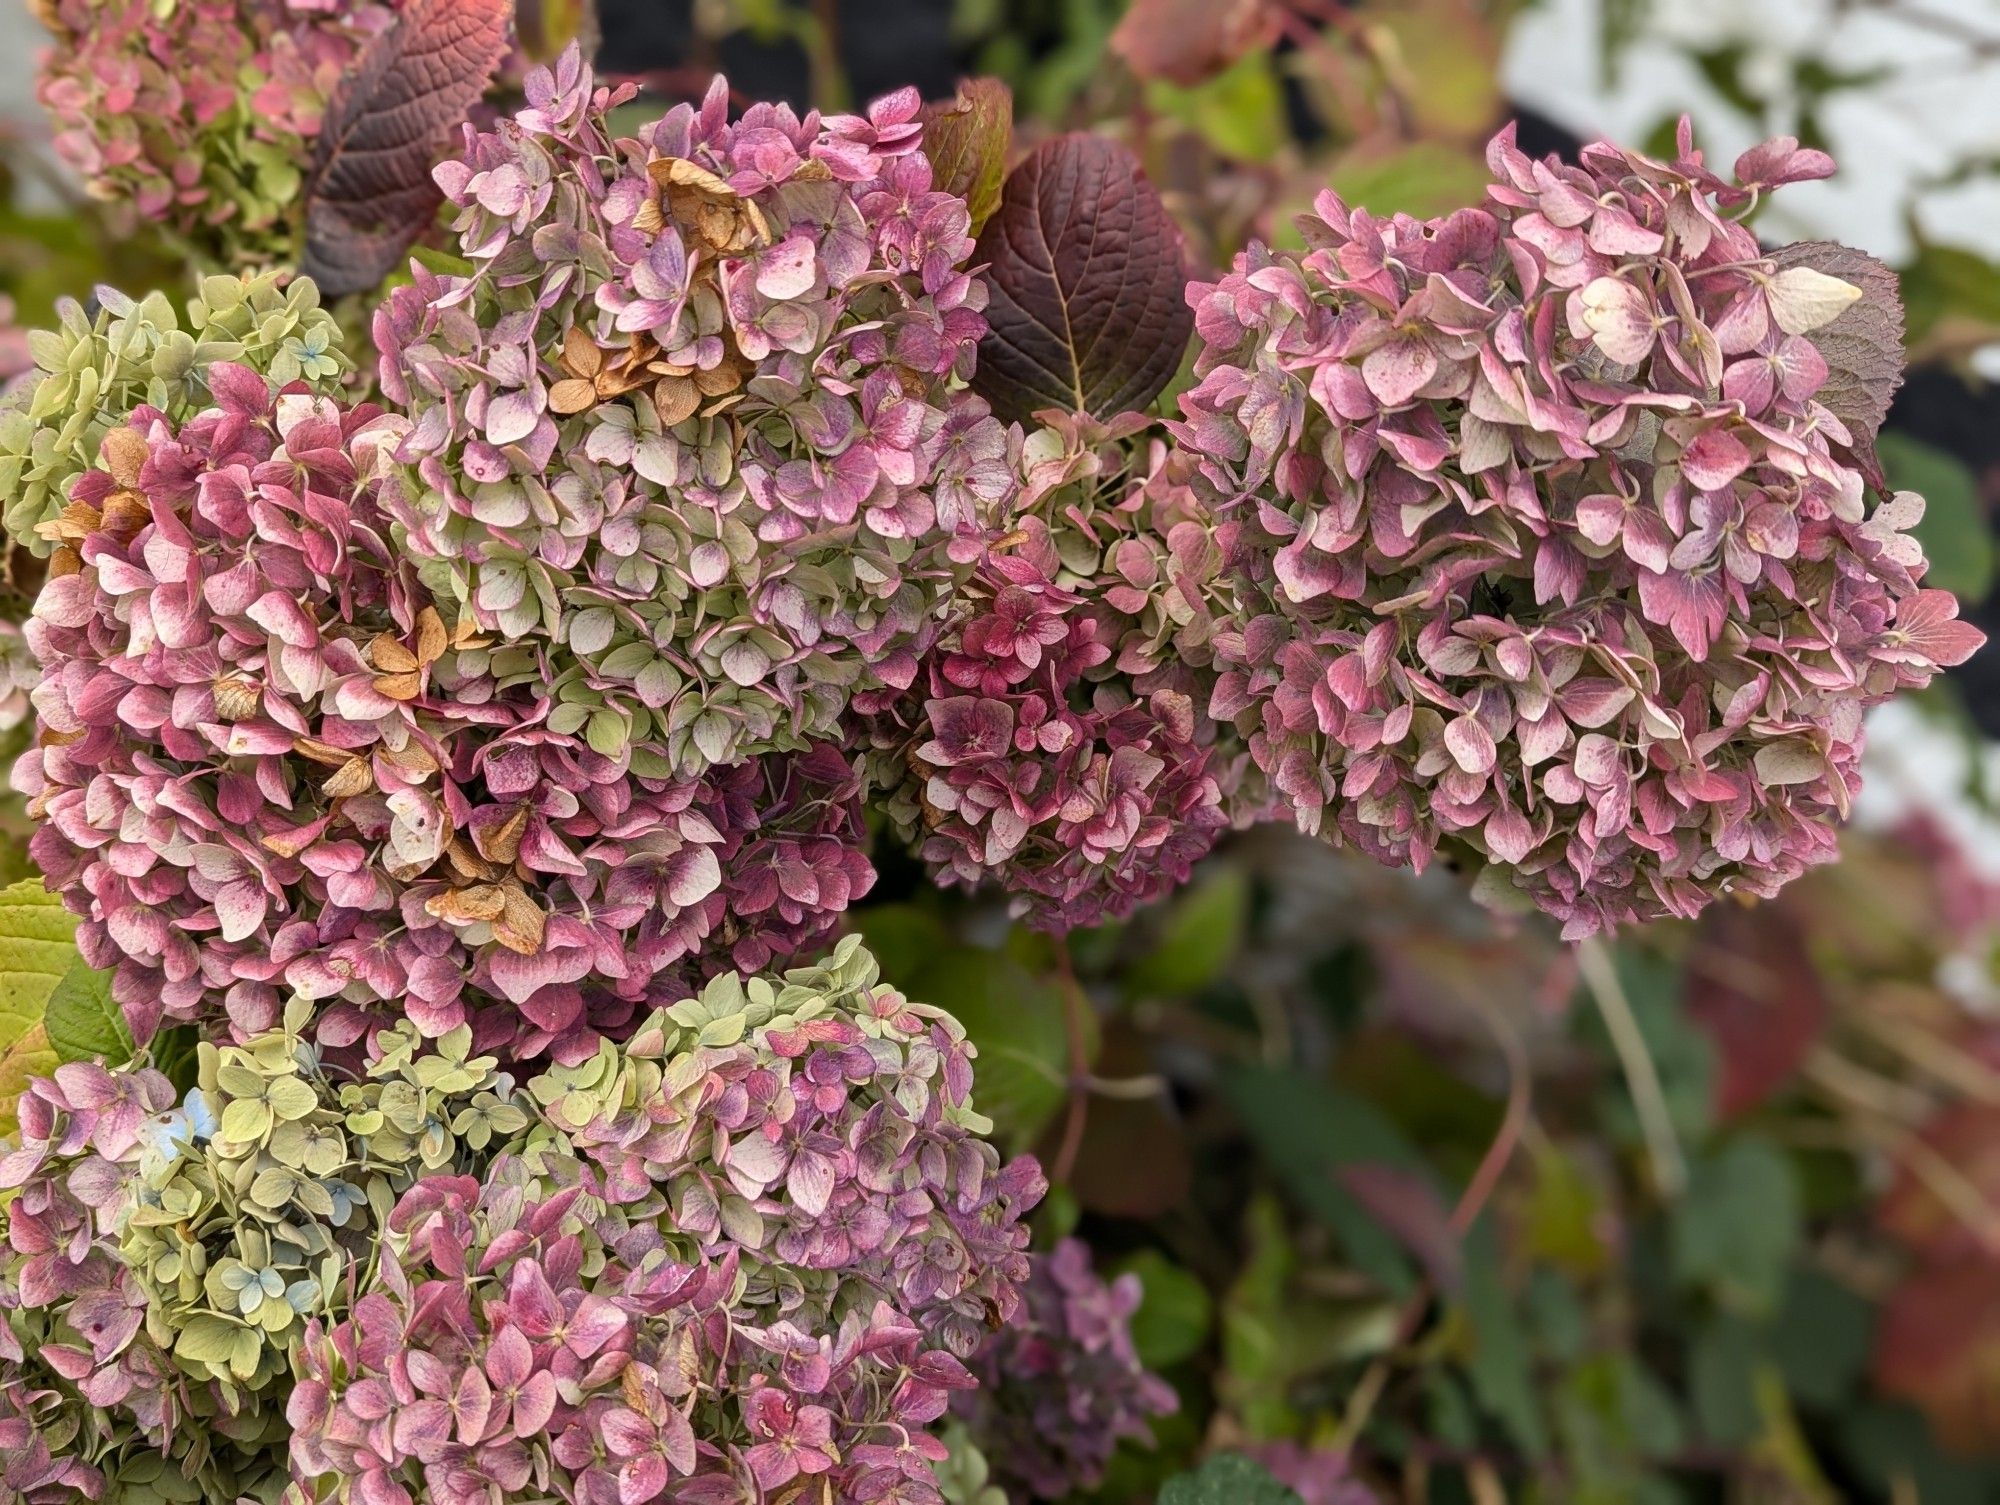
[126, 1007, 527, 1404]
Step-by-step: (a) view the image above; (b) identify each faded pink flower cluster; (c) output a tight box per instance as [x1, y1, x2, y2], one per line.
[856, 412, 1269, 930]
[20, 362, 873, 1061]
[869, 545, 1230, 931]
[376, 52, 1012, 777]
[955, 1237, 1178, 1500]
[288, 940, 1047, 1505]
[1174, 123, 1986, 936]
[34, 0, 392, 258]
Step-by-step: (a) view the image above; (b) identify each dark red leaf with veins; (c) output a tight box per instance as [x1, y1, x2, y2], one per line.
[971, 133, 1194, 426]
[300, 0, 512, 296]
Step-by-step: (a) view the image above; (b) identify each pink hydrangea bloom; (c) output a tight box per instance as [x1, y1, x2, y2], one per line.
[19, 359, 875, 1061]
[288, 939, 1047, 1505]
[867, 547, 1229, 931]
[34, 0, 393, 261]
[955, 1237, 1178, 1499]
[1173, 121, 1985, 936]
[375, 49, 1012, 776]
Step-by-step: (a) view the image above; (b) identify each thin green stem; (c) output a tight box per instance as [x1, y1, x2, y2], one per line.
[1578, 936, 1686, 1198]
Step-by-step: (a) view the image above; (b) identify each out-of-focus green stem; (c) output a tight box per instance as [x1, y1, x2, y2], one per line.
[1579, 936, 1687, 1199]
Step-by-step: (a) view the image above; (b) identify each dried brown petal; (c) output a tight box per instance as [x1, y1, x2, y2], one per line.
[549, 378, 598, 415]
[48, 549, 82, 580]
[632, 196, 666, 236]
[415, 606, 448, 665]
[491, 882, 547, 955]
[693, 360, 747, 398]
[36, 501, 102, 544]
[99, 426, 150, 489]
[100, 491, 153, 538]
[445, 836, 499, 883]
[377, 740, 440, 777]
[471, 804, 530, 867]
[561, 325, 603, 378]
[213, 678, 261, 721]
[649, 156, 772, 252]
[292, 736, 353, 767]
[370, 633, 421, 673]
[372, 671, 423, 701]
[425, 883, 507, 923]
[322, 759, 374, 799]
[653, 377, 701, 427]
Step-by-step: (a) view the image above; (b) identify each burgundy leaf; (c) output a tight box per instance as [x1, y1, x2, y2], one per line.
[971, 134, 1194, 425]
[1109, 0, 1281, 86]
[1336, 1161, 1463, 1294]
[1767, 240, 1905, 488]
[300, 0, 513, 296]
[918, 78, 1013, 236]
[1683, 901, 1827, 1119]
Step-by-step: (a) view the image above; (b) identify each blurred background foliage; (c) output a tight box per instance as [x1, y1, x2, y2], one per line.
[5, 0, 2000, 1500]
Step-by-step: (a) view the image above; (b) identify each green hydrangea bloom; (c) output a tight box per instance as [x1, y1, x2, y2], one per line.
[120, 1002, 525, 1405]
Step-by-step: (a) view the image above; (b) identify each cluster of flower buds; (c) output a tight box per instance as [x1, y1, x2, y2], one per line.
[1174, 123, 1985, 935]
[376, 52, 1012, 777]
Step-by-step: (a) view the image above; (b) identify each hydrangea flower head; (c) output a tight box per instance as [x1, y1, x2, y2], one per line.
[1173, 122, 1985, 935]
[285, 937, 1046, 1504]
[871, 545, 1230, 931]
[0, 1056, 298, 1500]
[20, 319, 876, 1060]
[33, 0, 394, 264]
[376, 48, 1010, 775]
[955, 1237, 1177, 1499]
[860, 415, 1259, 932]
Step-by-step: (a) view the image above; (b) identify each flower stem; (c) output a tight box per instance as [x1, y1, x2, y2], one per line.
[1578, 935, 1686, 1198]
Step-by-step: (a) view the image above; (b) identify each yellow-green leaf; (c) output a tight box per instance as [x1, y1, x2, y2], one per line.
[0, 879, 81, 1135]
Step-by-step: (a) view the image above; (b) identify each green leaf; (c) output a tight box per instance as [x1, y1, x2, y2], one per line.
[905, 945, 1080, 1149]
[0, 880, 81, 1131]
[1769, 1267, 1872, 1410]
[1877, 431, 1995, 602]
[1222, 1065, 1437, 1295]
[1690, 1315, 1762, 1447]
[1459, 1216, 1549, 1457]
[1327, 141, 1495, 222]
[1671, 1137, 1801, 1317]
[1901, 242, 2000, 342]
[1116, 1249, 1214, 1368]
[855, 904, 953, 990]
[1579, 947, 1716, 1147]
[1148, 51, 1286, 162]
[44, 954, 134, 1068]
[1159, 1454, 1302, 1505]
[1125, 865, 1248, 999]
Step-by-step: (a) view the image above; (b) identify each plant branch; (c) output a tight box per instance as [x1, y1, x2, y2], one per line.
[1051, 944, 1093, 1186]
[1578, 936, 1686, 1199]
[1331, 981, 1535, 1453]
